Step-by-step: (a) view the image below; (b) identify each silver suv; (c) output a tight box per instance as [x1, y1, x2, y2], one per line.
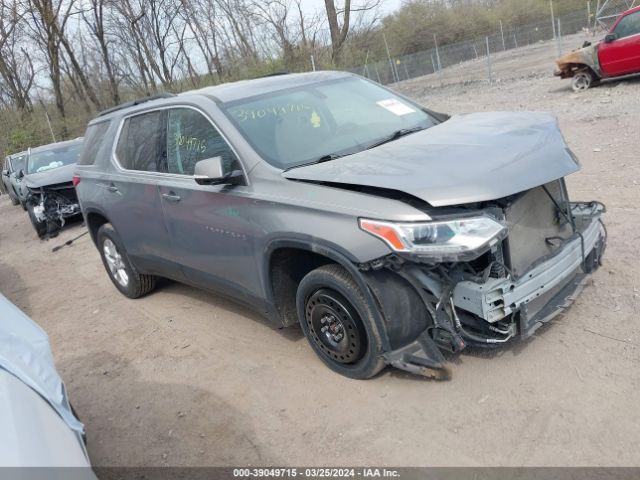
[75, 72, 606, 379]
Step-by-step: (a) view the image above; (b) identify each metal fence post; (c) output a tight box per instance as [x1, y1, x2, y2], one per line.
[550, 0, 556, 38]
[434, 34, 442, 71]
[383, 33, 398, 83]
[513, 32, 518, 49]
[557, 18, 562, 56]
[500, 20, 506, 50]
[430, 53, 437, 74]
[310, 55, 316, 72]
[485, 36, 493, 83]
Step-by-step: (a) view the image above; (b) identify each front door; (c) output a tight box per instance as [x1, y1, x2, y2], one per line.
[104, 109, 180, 279]
[157, 107, 261, 303]
[599, 10, 640, 77]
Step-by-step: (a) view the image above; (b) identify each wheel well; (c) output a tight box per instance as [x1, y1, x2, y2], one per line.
[571, 64, 599, 79]
[86, 212, 109, 245]
[269, 248, 335, 327]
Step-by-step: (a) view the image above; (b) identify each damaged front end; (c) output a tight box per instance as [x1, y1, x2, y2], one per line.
[359, 180, 606, 379]
[555, 42, 601, 79]
[26, 182, 81, 238]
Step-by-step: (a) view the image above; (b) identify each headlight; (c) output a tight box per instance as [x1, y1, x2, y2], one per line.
[359, 216, 506, 260]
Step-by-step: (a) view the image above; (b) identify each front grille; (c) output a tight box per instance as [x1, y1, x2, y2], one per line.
[504, 181, 573, 278]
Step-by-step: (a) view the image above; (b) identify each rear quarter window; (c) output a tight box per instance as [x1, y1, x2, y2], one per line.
[79, 121, 111, 165]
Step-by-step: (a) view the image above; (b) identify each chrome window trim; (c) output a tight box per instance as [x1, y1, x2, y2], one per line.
[110, 103, 250, 185]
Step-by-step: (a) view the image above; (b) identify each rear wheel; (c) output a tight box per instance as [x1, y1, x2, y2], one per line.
[572, 70, 594, 92]
[97, 223, 156, 298]
[9, 193, 19, 206]
[296, 264, 385, 379]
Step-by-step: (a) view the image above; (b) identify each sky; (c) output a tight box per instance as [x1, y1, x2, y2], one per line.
[299, 0, 403, 19]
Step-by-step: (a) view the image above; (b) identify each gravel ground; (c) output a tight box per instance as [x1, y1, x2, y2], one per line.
[0, 34, 639, 468]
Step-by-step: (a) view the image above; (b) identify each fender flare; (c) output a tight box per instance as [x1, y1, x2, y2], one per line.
[262, 237, 392, 351]
[82, 206, 112, 245]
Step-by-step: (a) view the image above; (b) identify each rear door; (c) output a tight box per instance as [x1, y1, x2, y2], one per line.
[599, 10, 640, 76]
[103, 110, 182, 279]
[157, 106, 260, 302]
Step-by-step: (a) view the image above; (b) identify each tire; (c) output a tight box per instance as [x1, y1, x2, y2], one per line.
[572, 70, 594, 92]
[9, 194, 19, 206]
[96, 223, 156, 298]
[27, 203, 47, 238]
[296, 264, 385, 379]
[20, 198, 27, 211]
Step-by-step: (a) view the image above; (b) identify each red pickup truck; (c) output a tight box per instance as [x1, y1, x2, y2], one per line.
[555, 5, 640, 91]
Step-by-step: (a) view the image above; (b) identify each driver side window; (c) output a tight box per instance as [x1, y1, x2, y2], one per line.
[614, 11, 640, 39]
[166, 108, 238, 176]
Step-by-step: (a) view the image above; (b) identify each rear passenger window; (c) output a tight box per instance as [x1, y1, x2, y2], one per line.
[116, 111, 165, 172]
[79, 121, 110, 165]
[166, 108, 238, 175]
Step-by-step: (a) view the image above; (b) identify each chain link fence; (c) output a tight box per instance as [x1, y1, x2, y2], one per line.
[347, 8, 599, 86]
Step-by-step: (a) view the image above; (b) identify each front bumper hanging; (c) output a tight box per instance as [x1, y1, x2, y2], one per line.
[379, 209, 606, 379]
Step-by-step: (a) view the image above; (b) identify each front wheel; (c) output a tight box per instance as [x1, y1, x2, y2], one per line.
[296, 264, 385, 379]
[27, 203, 47, 238]
[572, 70, 594, 92]
[97, 223, 156, 298]
[9, 193, 19, 206]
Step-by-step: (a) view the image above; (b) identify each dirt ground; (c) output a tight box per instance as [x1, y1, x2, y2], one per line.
[1, 34, 639, 467]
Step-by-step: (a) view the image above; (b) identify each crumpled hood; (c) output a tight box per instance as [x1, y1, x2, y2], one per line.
[25, 163, 76, 189]
[283, 112, 580, 207]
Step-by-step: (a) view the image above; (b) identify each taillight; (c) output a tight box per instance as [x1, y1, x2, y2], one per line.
[72, 175, 81, 187]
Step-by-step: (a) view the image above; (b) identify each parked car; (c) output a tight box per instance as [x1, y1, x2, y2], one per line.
[75, 72, 606, 379]
[555, 5, 640, 91]
[2, 151, 27, 207]
[18, 138, 83, 238]
[0, 293, 92, 469]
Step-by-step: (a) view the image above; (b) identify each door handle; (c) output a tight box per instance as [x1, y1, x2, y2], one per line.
[106, 184, 119, 193]
[161, 192, 181, 202]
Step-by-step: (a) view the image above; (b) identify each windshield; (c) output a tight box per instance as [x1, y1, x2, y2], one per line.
[221, 77, 437, 169]
[27, 143, 82, 174]
[10, 153, 26, 173]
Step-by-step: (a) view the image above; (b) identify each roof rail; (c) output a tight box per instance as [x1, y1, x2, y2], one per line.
[97, 92, 176, 118]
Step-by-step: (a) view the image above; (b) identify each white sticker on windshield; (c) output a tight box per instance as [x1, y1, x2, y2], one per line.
[376, 99, 416, 116]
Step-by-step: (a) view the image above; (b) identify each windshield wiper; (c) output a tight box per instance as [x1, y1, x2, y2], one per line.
[366, 126, 426, 150]
[283, 153, 344, 172]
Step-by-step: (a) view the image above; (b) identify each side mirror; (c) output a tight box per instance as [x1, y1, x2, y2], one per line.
[2, 170, 8, 177]
[16, 169, 24, 179]
[194, 156, 243, 186]
[604, 33, 617, 43]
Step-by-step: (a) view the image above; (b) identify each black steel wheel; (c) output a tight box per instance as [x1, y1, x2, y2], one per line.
[296, 264, 385, 379]
[305, 288, 366, 364]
